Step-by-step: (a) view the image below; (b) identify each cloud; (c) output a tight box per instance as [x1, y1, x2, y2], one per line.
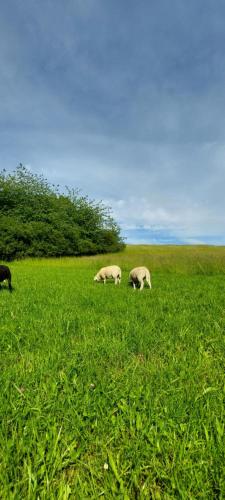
[0, 1, 225, 244]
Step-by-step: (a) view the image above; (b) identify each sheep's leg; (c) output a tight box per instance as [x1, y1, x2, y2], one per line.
[103, 278, 106, 284]
[139, 279, 144, 291]
[133, 282, 136, 290]
[147, 278, 152, 289]
[115, 277, 118, 285]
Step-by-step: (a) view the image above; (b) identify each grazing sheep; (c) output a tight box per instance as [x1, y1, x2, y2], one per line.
[0, 265, 12, 291]
[94, 265, 121, 285]
[129, 266, 151, 291]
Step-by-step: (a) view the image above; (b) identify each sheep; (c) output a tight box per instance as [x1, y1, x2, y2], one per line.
[94, 265, 121, 285]
[129, 266, 151, 291]
[0, 265, 12, 292]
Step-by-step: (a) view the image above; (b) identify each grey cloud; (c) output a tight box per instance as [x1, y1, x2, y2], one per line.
[0, 0, 225, 243]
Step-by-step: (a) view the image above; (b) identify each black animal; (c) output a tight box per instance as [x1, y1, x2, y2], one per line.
[0, 265, 12, 291]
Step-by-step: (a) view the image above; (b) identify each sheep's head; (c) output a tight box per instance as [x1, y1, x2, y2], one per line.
[94, 274, 100, 282]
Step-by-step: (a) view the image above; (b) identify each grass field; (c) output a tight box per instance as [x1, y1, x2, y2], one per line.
[1, 245, 225, 499]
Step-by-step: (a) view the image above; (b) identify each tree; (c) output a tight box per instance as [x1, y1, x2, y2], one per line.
[0, 165, 125, 260]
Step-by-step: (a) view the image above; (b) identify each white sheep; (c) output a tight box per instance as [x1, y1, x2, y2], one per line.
[129, 266, 151, 291]
[94, 265, 121, 285]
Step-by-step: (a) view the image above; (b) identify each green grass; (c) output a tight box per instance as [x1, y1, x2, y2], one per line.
[1, 245, 225, 498]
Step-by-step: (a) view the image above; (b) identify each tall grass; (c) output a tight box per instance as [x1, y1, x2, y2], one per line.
[0, 246, 225, 498]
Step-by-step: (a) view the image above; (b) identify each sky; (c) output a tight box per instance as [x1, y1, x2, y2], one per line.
[1, 0, 225, 244]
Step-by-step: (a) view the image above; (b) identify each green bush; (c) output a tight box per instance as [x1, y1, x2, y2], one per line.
[0, 165, 125, 260]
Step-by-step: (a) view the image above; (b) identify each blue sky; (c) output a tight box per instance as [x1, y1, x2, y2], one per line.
[1, 0, 225, 244]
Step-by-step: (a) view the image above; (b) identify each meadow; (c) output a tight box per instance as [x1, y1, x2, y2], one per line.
[0, 245, 225, 499]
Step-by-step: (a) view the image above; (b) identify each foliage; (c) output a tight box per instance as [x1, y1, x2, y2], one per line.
[0, 165, 125, 260]
[0, 245, 225, 497]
